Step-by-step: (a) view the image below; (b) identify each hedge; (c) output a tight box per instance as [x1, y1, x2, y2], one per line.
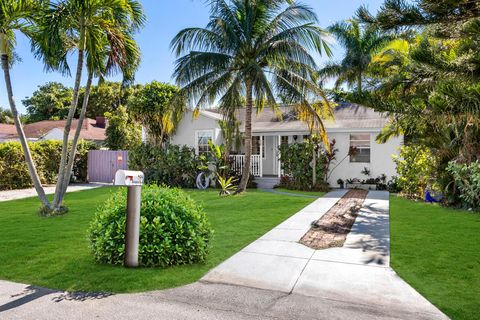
[0, 140, 97, 191]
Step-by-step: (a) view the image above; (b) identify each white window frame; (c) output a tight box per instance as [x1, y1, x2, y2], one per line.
[349, 133, 371, 163]
[195, 130, 214, 155]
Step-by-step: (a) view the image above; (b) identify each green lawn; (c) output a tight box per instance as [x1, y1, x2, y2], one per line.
[274, 188, 325, 197]
[390, 196, 480, 320]
[0, 188, 313, 293]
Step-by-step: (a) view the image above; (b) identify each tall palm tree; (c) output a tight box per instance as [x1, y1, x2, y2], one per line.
[0, 0, 51, 207]
[171, 0, 331, 192]
[319, 19, 394, 94]
[35, 0, 145, 210]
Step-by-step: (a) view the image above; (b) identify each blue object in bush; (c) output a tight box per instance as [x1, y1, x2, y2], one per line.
[425, 190, 441, 203]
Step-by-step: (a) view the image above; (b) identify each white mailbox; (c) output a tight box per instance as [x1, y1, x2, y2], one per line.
[114, 170, 144, 186]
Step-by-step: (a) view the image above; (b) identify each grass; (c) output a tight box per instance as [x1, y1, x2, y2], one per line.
[390, 196, 480, 320]
[0, 187, 314, 293]
[274, 188, 325, 197]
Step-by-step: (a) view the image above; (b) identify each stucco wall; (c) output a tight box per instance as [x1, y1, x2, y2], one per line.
[170, 110, 223, 153]
[326, 130, 402, 187]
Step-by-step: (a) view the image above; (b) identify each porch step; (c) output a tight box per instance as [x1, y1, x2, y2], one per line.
[254, 177, 280, 189]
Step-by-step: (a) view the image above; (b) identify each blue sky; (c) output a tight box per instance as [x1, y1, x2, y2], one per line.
[6, 0, 384, 113]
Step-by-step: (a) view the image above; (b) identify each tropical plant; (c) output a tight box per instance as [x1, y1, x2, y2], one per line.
[171, 0, 332, 193]
[0, 0, 52, 208]
[36, 0, 145, 212]
[22, 82, 73, 122]
[88, 185, 213, 267]
[393, 145, 437, 199]
[127, 81, 186, 147]
[198, 140, 230, 180]
[217, 174, 237, 196]
[319, 19, 394, 94]
[104, 105, 142, 150]
[447, 161, 480, 210]
[278, 141, 327, 190]
[129, 143, 201, 188]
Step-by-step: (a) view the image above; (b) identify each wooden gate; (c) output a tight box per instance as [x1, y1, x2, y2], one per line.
[88, 150, 129, 183]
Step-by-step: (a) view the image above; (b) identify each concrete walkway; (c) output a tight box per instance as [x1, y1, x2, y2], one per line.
[202, 190, 448, 319]
[0, 183, 105, 202]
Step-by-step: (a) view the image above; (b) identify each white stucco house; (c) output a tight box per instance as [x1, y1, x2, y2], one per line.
[170, 103, 403, 186]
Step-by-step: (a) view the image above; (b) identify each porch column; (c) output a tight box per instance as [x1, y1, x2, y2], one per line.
[259, 135, 263, 177]
[278, 135, 281, 178]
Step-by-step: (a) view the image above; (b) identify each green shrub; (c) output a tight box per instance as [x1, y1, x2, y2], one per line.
[278, 141, 326, 190]
[0, 140, 97, 190]
[393, 145, 437, 199]
[88, 185, 212, 267]
[129, 143, 200, 188]
[446, 161, 480, 210]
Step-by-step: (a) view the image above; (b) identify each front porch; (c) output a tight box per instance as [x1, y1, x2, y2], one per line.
[229, 133, 309, 178]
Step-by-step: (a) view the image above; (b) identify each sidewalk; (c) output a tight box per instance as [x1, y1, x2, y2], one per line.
[202, 190, 448, 319]
[0, 184, 105, 202]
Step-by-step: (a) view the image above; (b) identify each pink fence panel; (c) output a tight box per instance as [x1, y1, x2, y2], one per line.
[88, 150, 129, 183]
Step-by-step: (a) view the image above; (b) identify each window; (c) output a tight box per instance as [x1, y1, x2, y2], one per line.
[196, 130, 213, 155]
[252, 136, 266, 158]
[350, 134, 371, 163]
[281, 136, 289, 147]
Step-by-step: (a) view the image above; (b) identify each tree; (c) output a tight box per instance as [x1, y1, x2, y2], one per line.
[80, 81, 141, 119]
[171, 0, 332, 192]
[104, 105, 141, 150]
[357, 0, 480, 30]
[0, 107, 13, 124]
[0, 0, 51, 208]
[319, 19, 394, 94]
[35, 0, 145, 212]
[354, 0, 480, 204]
[23, 82, 73, 122]
[127, 81, 186, 147]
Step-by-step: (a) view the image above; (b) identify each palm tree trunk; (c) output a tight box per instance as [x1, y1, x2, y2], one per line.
[357, 73, 362, 94]
[57, 72, 93, 204]
[53, 46, 85, 209]
[1, 53, 51, 208]
[237, 80, 253, 193]
[312, 146, 317, 188]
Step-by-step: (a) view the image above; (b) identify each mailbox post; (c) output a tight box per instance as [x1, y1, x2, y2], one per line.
[114, 170, 144, 268]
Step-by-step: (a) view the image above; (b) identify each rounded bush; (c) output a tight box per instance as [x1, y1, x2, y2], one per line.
[88, 185, 212, 267]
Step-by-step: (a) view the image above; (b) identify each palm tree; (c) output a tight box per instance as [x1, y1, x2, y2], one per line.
[35, 0, 145, 211]
[0, 0, 51, 207]
[171, 0, 331, 192]
[319, 19, 394, 94]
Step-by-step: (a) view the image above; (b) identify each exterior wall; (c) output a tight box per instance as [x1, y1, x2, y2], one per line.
[170, 110, 223, 153]
[326, 130, 402, 187]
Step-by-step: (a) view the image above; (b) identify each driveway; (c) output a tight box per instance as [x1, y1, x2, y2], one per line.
[0, 183, 105, 202]
[0, 190, 448, 319]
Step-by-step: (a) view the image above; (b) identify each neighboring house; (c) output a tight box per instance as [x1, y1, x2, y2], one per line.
[0, 118, 107, 144]
[0, 123, 17, 142]
[170, 103, 403, 186]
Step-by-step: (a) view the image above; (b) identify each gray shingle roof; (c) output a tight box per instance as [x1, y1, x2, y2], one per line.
[215, 102, 389, 133]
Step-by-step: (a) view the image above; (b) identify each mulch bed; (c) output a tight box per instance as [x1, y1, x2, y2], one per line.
[299, 189, 368, 250]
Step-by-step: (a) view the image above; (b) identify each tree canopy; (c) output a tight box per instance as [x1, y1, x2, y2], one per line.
[127, 81, 185, 147]
[22, 82, 73, 122]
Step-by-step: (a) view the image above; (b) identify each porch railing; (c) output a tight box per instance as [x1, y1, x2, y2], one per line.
[229, 154, 262, 177]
